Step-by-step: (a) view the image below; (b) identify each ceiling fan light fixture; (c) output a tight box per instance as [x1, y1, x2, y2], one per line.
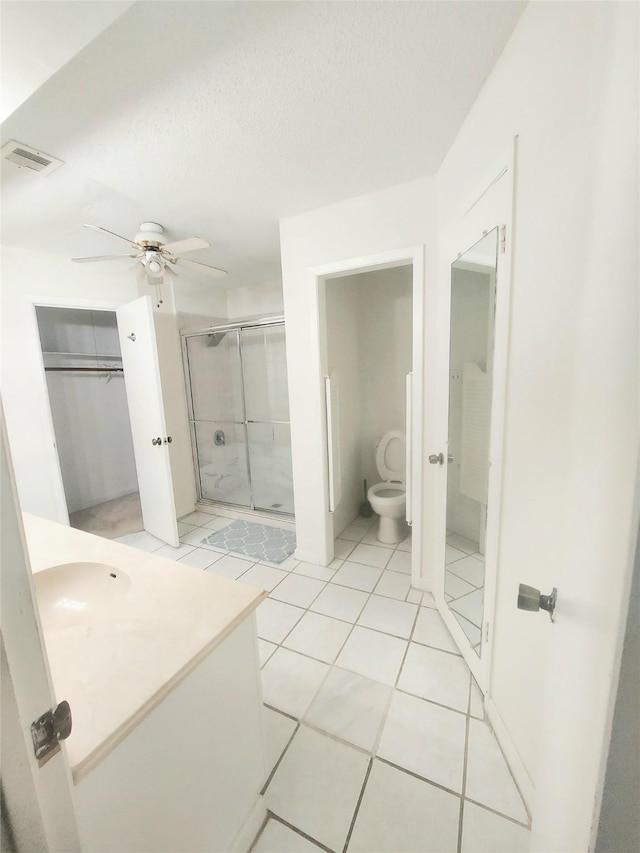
[73, 221, 226, 282]
[135, 222, 165, 245]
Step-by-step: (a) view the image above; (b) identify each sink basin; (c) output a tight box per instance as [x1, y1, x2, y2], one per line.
[34, 562, 131, 630]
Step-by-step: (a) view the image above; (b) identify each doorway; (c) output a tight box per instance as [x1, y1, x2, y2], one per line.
[308, 246, 424, 578]
[324, 266, 412, 544]
[34, 306, 142, 539]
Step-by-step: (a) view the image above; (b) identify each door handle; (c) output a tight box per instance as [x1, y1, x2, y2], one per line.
[517, 584, 557, 622]
[429, 453, 454, 465]
[152, 437, 162, 446]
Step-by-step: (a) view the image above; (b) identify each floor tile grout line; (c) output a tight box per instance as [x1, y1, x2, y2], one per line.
[457, 702, 472, 853]
[247, 813, 270, 853]
[264, 812, 335, 853]
[363, 599, 422, 757]
[295, 718, 376, 760]
[260, 720, 300, 796]
[478, 716, 533, 827]
[283, 600, 360, 669]
[341, 757, 373, 853]
[376, 756, 464, 800]
[463, 796, 532, 830]
[261, 598, 467, 673]
[268, 575, 331, 610]
[392, 684, 470, 719]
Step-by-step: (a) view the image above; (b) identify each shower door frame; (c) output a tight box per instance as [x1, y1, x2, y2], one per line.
[181, 316, 294, 517]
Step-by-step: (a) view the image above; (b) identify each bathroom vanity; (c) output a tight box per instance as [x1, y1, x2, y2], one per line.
[24, 515, 267, 853]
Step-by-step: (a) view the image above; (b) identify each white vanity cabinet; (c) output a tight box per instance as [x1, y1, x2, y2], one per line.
[24, 514, 268, 853]
[72, 615, 267, 853]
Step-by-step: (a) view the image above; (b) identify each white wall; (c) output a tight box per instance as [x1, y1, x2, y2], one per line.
[173, 282, 228, 323]
[325, 277, 362, 535]
[36, 307, 138, 513]
[358, 267, 412, 491]
[1, 247, 139, 521]
[280, 176, 435, 564]
[434, 1, 638, 846]
[226, 279, 283, 320]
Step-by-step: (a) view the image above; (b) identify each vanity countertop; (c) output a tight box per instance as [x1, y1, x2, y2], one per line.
[23, 514, 266, 782]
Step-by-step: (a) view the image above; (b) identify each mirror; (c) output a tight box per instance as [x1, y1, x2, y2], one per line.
[445, 228, 499, 656]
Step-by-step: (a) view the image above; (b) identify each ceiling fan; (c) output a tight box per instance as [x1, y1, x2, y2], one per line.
[72, 222, 227, 291]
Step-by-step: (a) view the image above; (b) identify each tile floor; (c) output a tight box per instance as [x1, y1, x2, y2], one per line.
[445, 534, 485, 654]
[116, 511, 530, 853]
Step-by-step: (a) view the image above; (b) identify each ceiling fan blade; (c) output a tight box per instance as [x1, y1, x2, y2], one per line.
[175, 257, 227, 278]
[161, 236, 209, 255]
[72, 253, 141, 263]
[164, 263, 178, 278]
[83, 224, 138, 248]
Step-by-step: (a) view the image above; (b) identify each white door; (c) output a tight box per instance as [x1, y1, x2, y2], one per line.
[116, 296, 179, 547]
[1, 409, 81, 851]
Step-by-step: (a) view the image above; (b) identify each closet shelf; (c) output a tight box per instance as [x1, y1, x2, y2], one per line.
[42, 351, 122, 359]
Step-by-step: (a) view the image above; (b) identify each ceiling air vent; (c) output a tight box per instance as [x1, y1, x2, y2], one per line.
[1, 140, 63, 176]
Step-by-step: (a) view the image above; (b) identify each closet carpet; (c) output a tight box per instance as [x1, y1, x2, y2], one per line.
[69, 491, 143, 539]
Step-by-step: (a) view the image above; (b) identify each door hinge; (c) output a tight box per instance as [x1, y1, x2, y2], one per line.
[499, 224, 507, 254]
[31, 700, 72, 766]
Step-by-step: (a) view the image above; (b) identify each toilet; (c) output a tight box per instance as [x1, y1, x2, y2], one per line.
[367, 430, 407, 544]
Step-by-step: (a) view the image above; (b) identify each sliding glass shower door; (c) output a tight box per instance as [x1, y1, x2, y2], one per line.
[184, 322, 294, 515]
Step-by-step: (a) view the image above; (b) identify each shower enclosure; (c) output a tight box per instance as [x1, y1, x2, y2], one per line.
[182, 319, 294, 515]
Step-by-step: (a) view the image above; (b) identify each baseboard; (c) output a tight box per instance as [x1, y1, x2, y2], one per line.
[229, 794, 267, 853]
[70, 485, 139, 514]
[294, 548, 326, 566]
[485, 697, 535, 817]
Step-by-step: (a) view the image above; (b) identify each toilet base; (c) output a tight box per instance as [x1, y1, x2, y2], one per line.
[376, 515, 406, 545]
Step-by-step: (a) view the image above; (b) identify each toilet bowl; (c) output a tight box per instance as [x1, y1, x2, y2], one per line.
[367, 430, 407, 544]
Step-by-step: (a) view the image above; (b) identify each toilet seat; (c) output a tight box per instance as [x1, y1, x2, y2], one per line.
[376, 430, 406, 483]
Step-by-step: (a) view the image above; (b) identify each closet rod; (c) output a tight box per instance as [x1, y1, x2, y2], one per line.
[44, 367, 124, 373]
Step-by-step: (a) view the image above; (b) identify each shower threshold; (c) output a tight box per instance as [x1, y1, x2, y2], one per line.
[196, 500, 295, 527]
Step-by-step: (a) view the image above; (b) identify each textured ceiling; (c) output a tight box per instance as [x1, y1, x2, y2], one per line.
[1, 1, 526, 290]
[0, 0, 133, 121]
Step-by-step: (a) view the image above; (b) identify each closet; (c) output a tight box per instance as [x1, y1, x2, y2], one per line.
[36, 306, 141, 536]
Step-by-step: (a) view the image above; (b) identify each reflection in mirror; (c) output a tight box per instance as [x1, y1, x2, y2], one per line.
[445, 228, 499, 657]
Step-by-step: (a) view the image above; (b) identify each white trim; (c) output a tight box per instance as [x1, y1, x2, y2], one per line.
[482, 140, 517, 696]
[325, 376, 337, 512]
[405, 373, 413, 525]
[311, 245, 425, 578]
[26, 295, 123, 311]
[24, 294, 126, 526]
[294, 548, 325, 565]
[486, 697, 534, 815]
[430, 139, 517, 694]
